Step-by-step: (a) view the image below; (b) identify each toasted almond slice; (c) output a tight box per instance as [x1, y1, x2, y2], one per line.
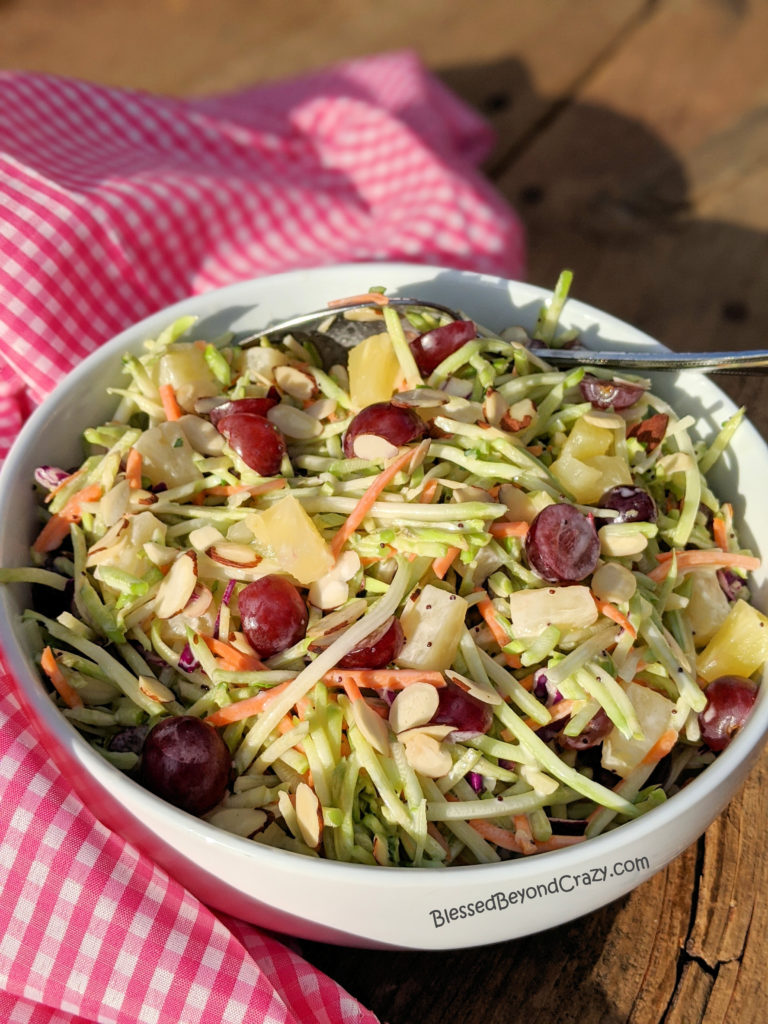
[188, 524, 225, 552]
[137, 674, 176, 704]
[295, 782, 322, 849]
[208, 542, 261, 568]
[308, 577, 349, 610]
[389, 682, 439, 734]
[520, 764, 560, 796]
[591, 562, 637, 604]
[445, 669, 503, 706]
[402, 732, 452, 778]
[373, 834, 392, 866]
[350, 698, 390, 754]
[129, 489, 157, 508]
[393, 388, 451, 408]
[352, 433, 400, 461]
[267, 404, 322, 439]
[274, 364, 318, 401]
[153, 551, 198, 619]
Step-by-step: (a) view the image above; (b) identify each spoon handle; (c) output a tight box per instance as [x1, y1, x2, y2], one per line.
[538, 348, 768, 375]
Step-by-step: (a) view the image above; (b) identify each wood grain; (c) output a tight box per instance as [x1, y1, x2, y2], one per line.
[3, 1, 768, 1021]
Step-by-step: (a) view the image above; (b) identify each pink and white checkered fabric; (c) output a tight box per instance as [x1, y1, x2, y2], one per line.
[0, 51, 524, 1023]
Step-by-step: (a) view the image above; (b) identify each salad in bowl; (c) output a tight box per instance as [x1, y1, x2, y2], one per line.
[2, 269, 765, 874]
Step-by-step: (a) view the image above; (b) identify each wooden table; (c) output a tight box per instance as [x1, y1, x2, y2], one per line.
[4, 1, 768, 1020]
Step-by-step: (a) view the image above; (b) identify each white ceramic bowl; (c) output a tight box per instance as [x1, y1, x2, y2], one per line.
[2, 263, 767, 950]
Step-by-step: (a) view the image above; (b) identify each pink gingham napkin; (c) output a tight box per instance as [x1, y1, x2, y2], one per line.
[0, 51, 524, 1023]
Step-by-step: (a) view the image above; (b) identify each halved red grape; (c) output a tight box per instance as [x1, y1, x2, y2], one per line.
[238, 575, 308, 657]
[698, 675, 758, 752]
[580, 374, 645, 410]
[409, 320, 477, 376]
[525, 504, 600, 583]
[337, 616, 404, 669]
[558, 708, 613, 750]
[216, 412, 286, 475]
[342, 401, 426, 458]
[430, 683, 493, 736]
[597, 485, 657, 525]
[209, 396, 278, 427]
[141, 716, 231, 815]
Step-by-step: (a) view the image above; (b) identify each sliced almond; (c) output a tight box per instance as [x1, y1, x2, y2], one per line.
[389, 682, 440, 734]
[502, 398, 536, 431]
[591, 562, 637, 604]
[350, 698, 390, 754]
[277, 789, 300, 837]
[188, 524, 225, 552]
[396, 724, 455, 743]
[129, 489, 158, 508]
[100, 480, 131, 527]
[267, 403, 322, 439]
[153, 551, 198, 619]
[205, 807, 267, 837]
[445, 669, 502, 707]
[295, 782, 322, 849]
[373, 834, 391, 866]
[137, 675, 176, 704]
[274, 364, 318, 401]
[184, 583, 213, 618]
[583, 409, 626, 430]
[402, 732, 452, 778]
[143, 542, 179, 567]
[441, 378, 473, 398]
[520, 764, 560, 796]
[86, 517, 129, 565]
[393, 388, 451, 408]
[208, 542, 262, 568]
[483, 389, 508, 427]
[308, 577, 349, 610]
[352, 433, 400, 461]
[304, 397, 337, 421]
[306, 597, 368, 639]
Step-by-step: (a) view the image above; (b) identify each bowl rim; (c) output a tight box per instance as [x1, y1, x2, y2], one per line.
[1, 260, 767, 890]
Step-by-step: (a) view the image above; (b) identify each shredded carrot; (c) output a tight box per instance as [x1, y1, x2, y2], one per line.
[323, 668, 446, 690]
[534, 834, 586, 852]
[648, 549, 760, 582]
[125, 448, 143, 490]
[593, 596, 637, 638]
[469, 819, 527, 854]
[712, 516, 728, 551]
[32, 483, 103, 553]
[525, 698, 575, 731]
[419, 478, 440, 504]
[641, 728, 678, 764]
[202, 635, 267, 672]
[44, 468, 84, 503]
[204, 678, 296, 727]
[475, 591, 521, 668]
[340, 676, 364, 703]
[40, 646, 83, 709]
[517, 673, 535, 692]
[432, 546, 460, 580]
[330, 446, 420, 559]
[158, 383, 183, 421]
[327, 292, 389, 308]
[489, 520, 529, 539]
[513, 814, 537, 855]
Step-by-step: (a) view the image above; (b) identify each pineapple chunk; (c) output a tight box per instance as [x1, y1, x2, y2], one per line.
[508, 585, 597, 639]
[686, 570, 731, 648]
[696, 599, 768, 682]
[396, 584, 468, 671]
[348, 331, 401, 409]
[583, 455, 632, 492]
[549, 450, 603, 504]
[246, 495, 333, 585]
[601, 682, 676, 778]
[562, 418, 613, 460]
[157, 344, 220, 410]
[133, 421, 202, 488]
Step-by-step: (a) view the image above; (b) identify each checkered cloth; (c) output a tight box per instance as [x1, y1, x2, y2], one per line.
[0, 51, 524, 1023]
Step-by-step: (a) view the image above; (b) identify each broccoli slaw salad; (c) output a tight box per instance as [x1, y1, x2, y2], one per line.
[2, 273, 766, 869]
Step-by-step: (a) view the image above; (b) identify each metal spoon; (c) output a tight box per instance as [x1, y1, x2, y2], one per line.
[239, 298, 768, 375]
